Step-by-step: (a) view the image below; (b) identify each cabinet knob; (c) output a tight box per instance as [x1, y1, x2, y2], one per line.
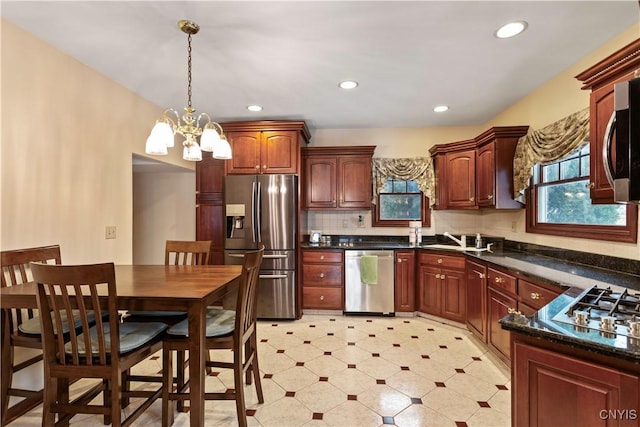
[320, 255, 325, 260]
[494, 277, 504, 283]
[470, 197, 475, 202]
[437, 258, 443, 264]
[263, 165, 267, 169]
[332, 200, 336, 203]
[435, 274, 441, 279]
[320, 273, 325, 278]
[530, 292, 541, 300]
[475, 272, 485, 279]
[586, 182, 595, 189]
[397, 258, 402, 263]
[440, 275, 445, 280]
[320, 295, 324, 300]
[487, 194, 493, 200]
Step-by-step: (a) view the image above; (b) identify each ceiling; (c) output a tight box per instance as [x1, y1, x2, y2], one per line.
[2, 1, 639, 133]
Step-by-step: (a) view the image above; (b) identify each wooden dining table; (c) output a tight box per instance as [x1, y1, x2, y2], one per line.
[0, 264, 243, 427]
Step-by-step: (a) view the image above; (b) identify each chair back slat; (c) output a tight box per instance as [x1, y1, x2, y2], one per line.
[32, 262, 118, 369]
[165, 240, 212, 265]
[234, 246, 264, 342]
[1, 245, 61, 335]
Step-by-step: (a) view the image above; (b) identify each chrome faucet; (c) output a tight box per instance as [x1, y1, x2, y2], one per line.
[443, 232, 466, 248]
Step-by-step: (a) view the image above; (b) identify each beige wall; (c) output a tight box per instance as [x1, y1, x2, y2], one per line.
[2, 18, 638, 262]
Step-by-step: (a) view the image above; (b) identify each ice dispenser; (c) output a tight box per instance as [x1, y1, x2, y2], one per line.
[226, 203, 246, 239]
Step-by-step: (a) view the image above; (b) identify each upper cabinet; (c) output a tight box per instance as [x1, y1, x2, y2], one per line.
[430, 126, 529, 210]
[575, 39, 640, 204]
[302, 146, 375, 210]
[221, 121, 311, 175]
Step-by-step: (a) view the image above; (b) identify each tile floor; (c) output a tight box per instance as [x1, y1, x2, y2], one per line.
[11, 314, 511, 426]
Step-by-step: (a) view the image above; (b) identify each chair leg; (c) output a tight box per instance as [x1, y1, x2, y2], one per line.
[176, 350, 187, 412]
[1, 315, 12, 427]
[162, 345, 175, 427]
[57, 378, 70, 427]
[40, 376, 57, 427]
[109, 375, 122, 427]
[233, 349, 248, 427]
[250, 333, 264, 404]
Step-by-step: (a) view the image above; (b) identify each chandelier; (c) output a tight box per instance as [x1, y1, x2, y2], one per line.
[145, 20, 232, 161]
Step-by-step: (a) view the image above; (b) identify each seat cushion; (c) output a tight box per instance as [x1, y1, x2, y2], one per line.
[166, 308, 235, 338]
[66, 322, 168, 355]
[126, 310, 187, 317]
[19, 310, 100, 335]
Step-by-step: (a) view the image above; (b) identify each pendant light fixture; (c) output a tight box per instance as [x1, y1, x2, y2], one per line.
[145, 20, 232, 161]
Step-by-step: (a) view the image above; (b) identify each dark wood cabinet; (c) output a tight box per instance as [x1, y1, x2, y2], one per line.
[222, 121, 310, 175]
[575, 39, 640, 204]
[429, 126, 528, 210]
[301, 249, 344, 310]
[513, 339, 640, 427]
[465, 259, 487, 341]
[394, 250, 415, 312]
[302, 146, 375, 210]
[195, 157, 225, 264]
[487, 266, 518, 363]
[417, 252, 465, 323]
[518, 278, 561, 315]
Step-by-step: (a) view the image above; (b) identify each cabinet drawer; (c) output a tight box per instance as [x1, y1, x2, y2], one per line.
[419, 252, 465, 269]
[487, 267, 517, 295]
[303, 287, 343, 309]
[302, 264, 343, 286]
[303, 250, 343, 263]
[518, 280, 561, 310]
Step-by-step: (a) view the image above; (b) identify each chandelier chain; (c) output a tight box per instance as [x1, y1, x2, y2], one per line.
[187, 33, 193, 109]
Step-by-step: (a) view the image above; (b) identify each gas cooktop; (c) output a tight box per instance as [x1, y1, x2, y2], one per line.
[552, 285, 640, 339]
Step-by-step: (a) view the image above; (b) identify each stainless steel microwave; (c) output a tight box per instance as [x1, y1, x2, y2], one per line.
[604, 74, 640, 204]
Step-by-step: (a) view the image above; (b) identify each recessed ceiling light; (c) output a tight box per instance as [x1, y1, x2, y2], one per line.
[339, 80, 358, 90]
[495, 21, 528, 39]
[433, 105, 449, 113]
[247, 105, 263, 112]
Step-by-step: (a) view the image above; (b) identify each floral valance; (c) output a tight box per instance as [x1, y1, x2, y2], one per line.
[372, 157, 435, 205]
[513, 108, 590, 202]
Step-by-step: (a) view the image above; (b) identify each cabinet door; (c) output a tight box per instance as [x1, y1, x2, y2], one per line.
[226, 131, 261, 174]
[513, 341, 640, 427]
[466, 259, 487, 340]
[476, 143, 495, 207]
[196, 157, 225, 193]
[440, 267, 465, 323]
[417, 265, 440, 315]
[261, 131, 298, 174]
[304, 157, 337, 209]
[445, 150, 476, 208]
[487, 287, 517, 362]
[337, 156, 372, 209]
[195, 197, 224, 265]
[394, 250, 415, 312]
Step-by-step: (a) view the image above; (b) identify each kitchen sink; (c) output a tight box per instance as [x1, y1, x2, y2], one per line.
[422, 244, 490, 252]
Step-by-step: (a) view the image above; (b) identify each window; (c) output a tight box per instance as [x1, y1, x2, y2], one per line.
[527, 144, 637, 242]
[372, 179, 431, 227]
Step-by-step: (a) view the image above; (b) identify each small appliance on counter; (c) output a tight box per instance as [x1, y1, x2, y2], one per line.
[309, 230, 323, 244]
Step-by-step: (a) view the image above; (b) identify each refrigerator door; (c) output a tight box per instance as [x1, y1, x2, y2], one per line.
[256, 270, 296, 319]
[257, 175, 297, 250]
[224, 175, 258, 250]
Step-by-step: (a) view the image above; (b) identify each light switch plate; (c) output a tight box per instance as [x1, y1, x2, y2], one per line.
[105, 226, 117, 239]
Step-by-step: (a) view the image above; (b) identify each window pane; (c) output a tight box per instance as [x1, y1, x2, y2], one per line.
[381, 180, 393, 193]
[379, 194, 422, 220]
[581, 155, 590, 176]
[537, 179, 626, 225]
[542, 164, 558, 182]
[392, 181, 406, 192]
[560, 158, 580, 180]
[406, 181, 420, 193]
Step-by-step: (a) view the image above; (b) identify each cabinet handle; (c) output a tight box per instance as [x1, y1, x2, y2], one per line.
[255, 165, 260, 169]
[530, 292, 541, 300]
[320, 295, 324, 300]
[437, 258, 443, 264]
[332, 200, 336, 203]
[586, 182, 595, 189]
[508, 308, 521, 315]
[487, 194, 493, 200]
[494, 277, 504, 283]
[470, 197, 475, 202]
[440, 275, 445, 280]
[320, 273, 325, 278]
[397, 258, 402, 263]
[320, 255, 325, 260]
[435, 274, 441, 279]
[263, 165, 267, 169]
[475, 272, 485, 279]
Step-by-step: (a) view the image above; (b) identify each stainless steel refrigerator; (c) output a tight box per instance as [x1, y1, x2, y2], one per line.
[224, 174, 297, 319]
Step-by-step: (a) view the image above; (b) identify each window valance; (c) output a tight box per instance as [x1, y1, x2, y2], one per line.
[372, 157, 435, 205]
[513, 108, 590, 202]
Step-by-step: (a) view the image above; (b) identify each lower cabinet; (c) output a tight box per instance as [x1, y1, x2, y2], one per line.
[512, 339, 640, 427]
[301, 249, 344, 310]
[487, 267, 518, 363]
[394, 250, 415, 312]
[417, 252, 466, 323]
[465, 259, 487, 341]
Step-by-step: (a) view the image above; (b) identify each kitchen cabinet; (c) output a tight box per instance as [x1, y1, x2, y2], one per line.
[512, 339, 640, 427]
[429, 126, 529, 210]
[417, 251, 466, 323]
[575, 39, 640, 204]
[302, 146, 375, 210]
[195, 157, 225, 264]
[517, 279, 561, 316]
[465, 259, 487, 341]
[394, 250, 415, 312]
[222, 121, 311, 175]
[301, 249, 344, 310]
[487, 266, 518, 363]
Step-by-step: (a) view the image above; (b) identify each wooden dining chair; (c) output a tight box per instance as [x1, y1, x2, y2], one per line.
[31, 261, 168, 427]
[161, 245, 265, 427]
[1, 245, 62, 426]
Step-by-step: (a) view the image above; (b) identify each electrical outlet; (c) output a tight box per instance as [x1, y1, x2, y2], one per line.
[105, 226, 117, 239]
[511, 221, 517, 232]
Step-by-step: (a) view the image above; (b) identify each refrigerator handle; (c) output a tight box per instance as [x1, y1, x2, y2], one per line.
[256, 180, 262, 242]
[251, 181, 257, 243]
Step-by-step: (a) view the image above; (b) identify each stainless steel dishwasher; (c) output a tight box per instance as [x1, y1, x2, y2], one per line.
[344, 250, 395, 315]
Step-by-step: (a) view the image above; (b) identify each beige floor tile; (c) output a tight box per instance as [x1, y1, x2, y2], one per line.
[444, 372, 500, 402]
[393, 404, 457, 427]
[357, 384, 412, 416]
[422, 386, 481, 421]
[271, 365, 321, 391]
[323, 400, 383, 427]
[385, 370, 437, 398]
[466, 407, 511, 427]
[253, 395, 314, 426]
[356, 355, 402, 379]
[295, 380, 347, 413]
[327, 367, 378, 394]
[303, 354, 349, 377]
